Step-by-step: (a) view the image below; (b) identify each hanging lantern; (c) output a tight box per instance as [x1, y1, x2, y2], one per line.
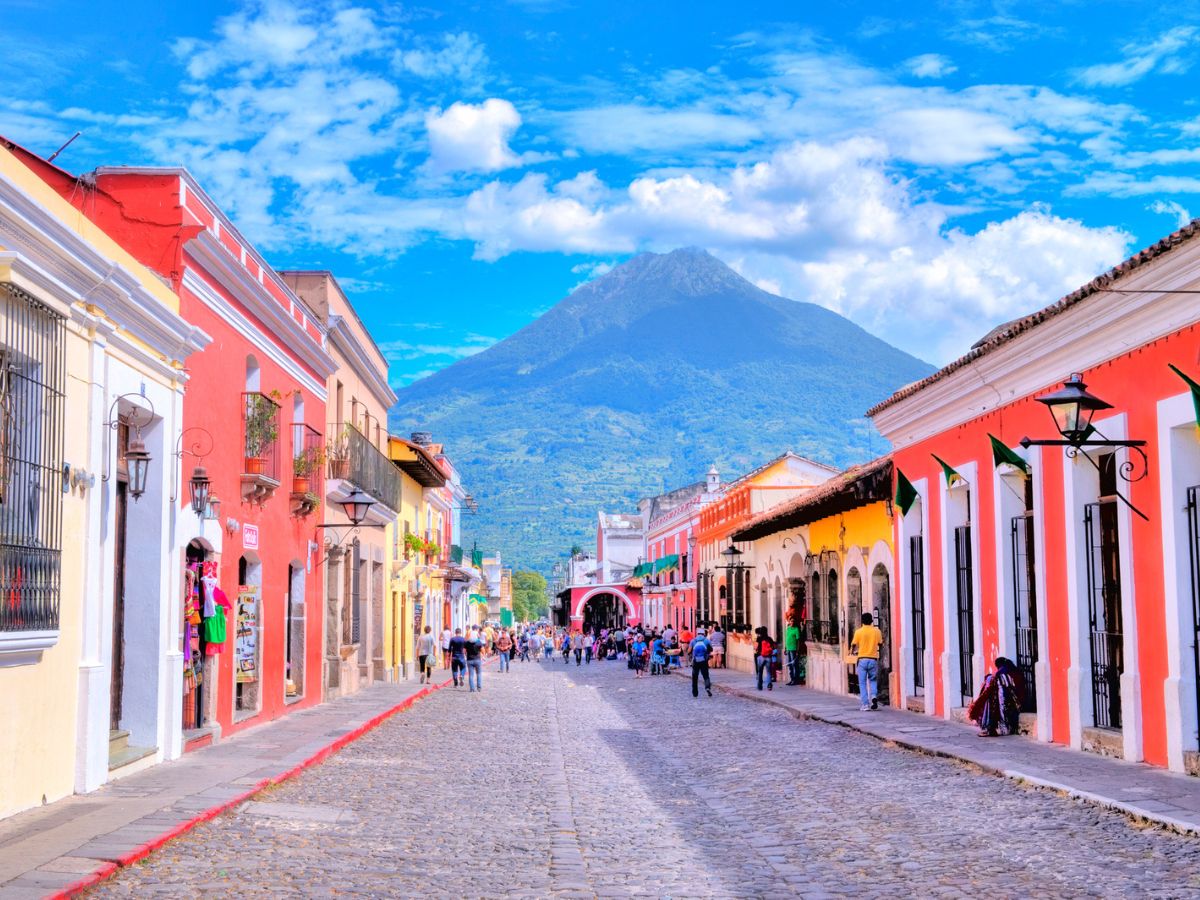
[340, 487, 374, 526]
[1035, 373, 1112, 444]
[126, 438, 151, 501]
[188, 465, 210, 516]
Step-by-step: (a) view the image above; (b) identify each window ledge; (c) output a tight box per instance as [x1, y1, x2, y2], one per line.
[0, 630, 59, 667]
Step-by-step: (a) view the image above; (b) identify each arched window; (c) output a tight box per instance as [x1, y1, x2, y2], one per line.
[872, 564, 891, 670]
[811, 572, 822, 640]
[846, 568, 863, 648]
[827, 568, 839, 645]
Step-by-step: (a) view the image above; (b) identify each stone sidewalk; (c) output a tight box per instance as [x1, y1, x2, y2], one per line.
[0, 676, 451, 899]
[677, 664, 1200, 835]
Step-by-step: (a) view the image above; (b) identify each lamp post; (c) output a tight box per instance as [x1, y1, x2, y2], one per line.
[717, 544, 746, 633]
[1020, 373, 1148, 520]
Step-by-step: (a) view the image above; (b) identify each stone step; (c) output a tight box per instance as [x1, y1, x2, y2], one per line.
[108, 729, 130, 755]
[109, 742, 156, 772]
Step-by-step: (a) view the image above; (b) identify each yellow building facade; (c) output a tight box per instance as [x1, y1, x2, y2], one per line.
[384, 436, 447, 679]
[0, 144, 208, 818]
[734, 458, 896, 700]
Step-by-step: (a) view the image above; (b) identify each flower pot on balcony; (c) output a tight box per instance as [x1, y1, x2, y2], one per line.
[292, 475, 311, 495]
[329, 458, 350, 480]
[244, 456, 266, 476]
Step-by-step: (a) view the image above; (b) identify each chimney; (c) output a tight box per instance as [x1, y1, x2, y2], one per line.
[411, 431, 432, 446]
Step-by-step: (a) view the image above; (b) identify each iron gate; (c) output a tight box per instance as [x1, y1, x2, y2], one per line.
[1188, 486, 1200, 748]
[1010, 513, 1038, 711]
[1084, 502, 1123, 730]
[954, 525, 974, 705]
[909, 535, 925, 690]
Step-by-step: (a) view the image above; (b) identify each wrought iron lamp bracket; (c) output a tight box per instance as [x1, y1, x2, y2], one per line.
[100, 393, 155, 485]
[1019, 436, 1150, 521]
[169, 426, 214, 504]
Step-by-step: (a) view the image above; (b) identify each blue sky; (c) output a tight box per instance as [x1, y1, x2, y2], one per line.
[4, 0, 1200, 382]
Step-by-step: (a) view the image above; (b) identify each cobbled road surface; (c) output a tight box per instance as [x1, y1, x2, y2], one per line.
[92, 658, 1200, 898]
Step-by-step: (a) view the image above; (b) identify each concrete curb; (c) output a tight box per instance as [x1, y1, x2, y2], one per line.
[50, 677, 453, 899]
[673, 668, 1200, 837]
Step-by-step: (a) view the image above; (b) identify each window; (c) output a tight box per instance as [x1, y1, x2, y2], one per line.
[826, 566, 839, 645]
[1084, 452, 1123, 730]
[0, 284, 66, 638]
[1011, 476, 1038, 711]
[909, 535, 926, 691]
[846, 568, 862, 648]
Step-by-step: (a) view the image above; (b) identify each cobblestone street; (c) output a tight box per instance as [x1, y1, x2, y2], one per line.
[92, 659, 1200, 898]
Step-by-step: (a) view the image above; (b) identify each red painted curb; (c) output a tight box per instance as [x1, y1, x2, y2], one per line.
[49, 678, 451, 899]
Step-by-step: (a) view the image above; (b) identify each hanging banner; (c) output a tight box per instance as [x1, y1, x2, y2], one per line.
[236, 584, 259, 684]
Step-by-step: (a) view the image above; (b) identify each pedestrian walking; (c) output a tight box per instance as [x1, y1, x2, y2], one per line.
[417, 625, 437, 685]
[690, 627, 713, 698]
[561, 630, 571, 664]
[754, 626, 776, 691]
[784, 614, 801, 685]
[709, 625, 725, 668]
[571, 630, 584, 666]
[584, 630, 594, 664]
[441, 626, 453, 669]
[465, 626, 484, 692]
[631, 632, 647, 678]
[449, 627, 466, 687]
[850, 612, 884, 710]
[497, 629, 512, 672]
[543, 630, 554, 660]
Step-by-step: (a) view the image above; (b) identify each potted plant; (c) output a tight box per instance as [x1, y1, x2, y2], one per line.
[326, 425, 352, 480]
[244, 392, 280, 475]
[404, 531, 424, 559]
[292, 445, 324, 495]
[425, 540, 441, 560]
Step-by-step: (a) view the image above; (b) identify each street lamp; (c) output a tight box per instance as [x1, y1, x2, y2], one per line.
[1020, 373, 1149, 520]
[125, 438, 152, 501]
[188, 465, 211, 516]
[717, 544, 747, 632]
[340, 487, 375, 526]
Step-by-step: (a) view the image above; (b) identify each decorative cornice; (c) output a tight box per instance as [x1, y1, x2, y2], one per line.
[0, 175, 210, 364]
[181, 265, 329, 400]
[871, 237, 1200, 449]
[327, 314, 396, 407]
[186, 230, 337, 382]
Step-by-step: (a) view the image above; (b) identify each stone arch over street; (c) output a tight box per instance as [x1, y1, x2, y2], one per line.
[572, 587, 639, 631]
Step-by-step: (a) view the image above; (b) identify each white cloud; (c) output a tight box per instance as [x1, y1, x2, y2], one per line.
[1074, 26, 1198, 87]
[1147, 199, 1193, 228]
[394, 32, 489, 89]
[425, 99, 536, 173]
[904, 53, 956, 79]
[880, 107, 1029, 165]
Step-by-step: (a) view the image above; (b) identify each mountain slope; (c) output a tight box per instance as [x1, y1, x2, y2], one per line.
[390, 248, 933, 571]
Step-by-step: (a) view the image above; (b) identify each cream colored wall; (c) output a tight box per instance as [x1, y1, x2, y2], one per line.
[0, 319, 88, 819]
[384, 466, 423, 675]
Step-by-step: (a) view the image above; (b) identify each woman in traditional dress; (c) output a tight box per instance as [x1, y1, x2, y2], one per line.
[968, 657, 1024, 736]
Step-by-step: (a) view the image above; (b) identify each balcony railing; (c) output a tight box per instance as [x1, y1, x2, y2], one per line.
[327, 422, 402, 513]
[243, 392, 281, 482]
[291, 422, 323, 507]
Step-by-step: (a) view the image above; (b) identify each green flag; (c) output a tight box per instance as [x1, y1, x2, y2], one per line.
[988, 434, 1029, 474]
[1169, 364, 1200, 427]
[500, 608, 513, 627]
[931, 454, 965, 487]
[471, 548, 484, 568]
[450, 544, 463, 564]
[894, 469, 918, 516]
[469, 593, 487, 605]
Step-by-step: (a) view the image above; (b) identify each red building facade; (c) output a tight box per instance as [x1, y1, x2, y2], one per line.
[870, 221, 1200, 773]
[31, 162, 337, 747]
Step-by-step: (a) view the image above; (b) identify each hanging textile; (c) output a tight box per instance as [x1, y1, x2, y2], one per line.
[894, 469, 918, 516]
[931, 454, 966, 487]
[988, 434, 1029, 474]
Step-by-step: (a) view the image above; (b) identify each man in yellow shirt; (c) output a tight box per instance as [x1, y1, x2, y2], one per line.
[850, 612, 884, 711]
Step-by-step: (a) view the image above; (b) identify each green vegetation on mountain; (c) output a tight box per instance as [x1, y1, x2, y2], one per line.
[390, 248, 933, 572]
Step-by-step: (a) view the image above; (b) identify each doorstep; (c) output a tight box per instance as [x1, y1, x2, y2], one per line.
[671, 665, 1200, 836]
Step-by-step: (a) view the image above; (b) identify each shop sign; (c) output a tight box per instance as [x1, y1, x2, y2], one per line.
[243, 523, 259, 549]
[236, 584, 259, 683]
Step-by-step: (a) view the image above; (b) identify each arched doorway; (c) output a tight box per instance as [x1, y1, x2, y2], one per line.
[581, 592, 627, 632]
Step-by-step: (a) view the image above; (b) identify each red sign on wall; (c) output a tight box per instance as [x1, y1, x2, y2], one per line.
[243, 523, 259, 549]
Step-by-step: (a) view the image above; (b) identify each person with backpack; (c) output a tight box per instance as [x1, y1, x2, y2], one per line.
[754, 626, 776, 691]
[448, 627, 467, 688]
[690, 628, 713, 698]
